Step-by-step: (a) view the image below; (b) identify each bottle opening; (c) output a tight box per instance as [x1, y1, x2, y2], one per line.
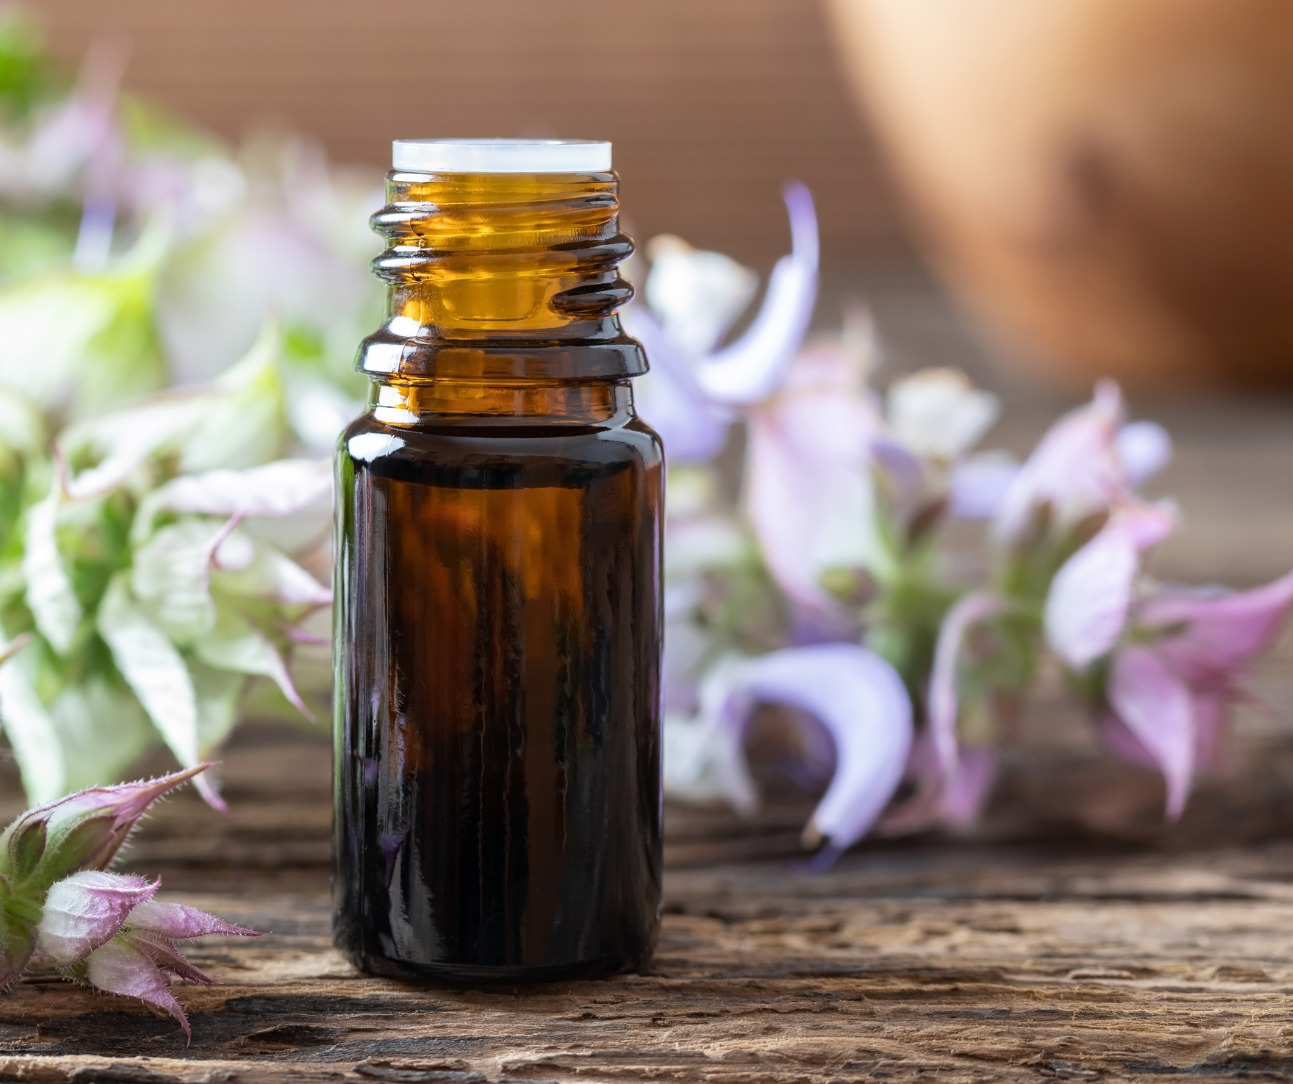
[392, 138, 612, 174]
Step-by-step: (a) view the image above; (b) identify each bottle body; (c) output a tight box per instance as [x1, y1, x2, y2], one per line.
[333, 151, 663, 981]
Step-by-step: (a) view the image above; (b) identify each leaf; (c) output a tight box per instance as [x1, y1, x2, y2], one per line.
[48, 680, 156, 793]
[0, 388, 45, 455]
[189, 659, 246, 756]
[178, 322, 287, 473]
[132, 458, 331, 544]
[0, 634, 66, 802]
[211, 539, 330, 607]
[195, 609, 310, 718]
[96, 575, 199, 768]
[130, 519, 225, 645]
[22, 486, 82, 655]
[0, 274, 120, 409]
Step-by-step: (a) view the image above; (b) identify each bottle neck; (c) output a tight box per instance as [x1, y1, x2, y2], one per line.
[369, 378, 633, 425]
[358, 171, 644, 384]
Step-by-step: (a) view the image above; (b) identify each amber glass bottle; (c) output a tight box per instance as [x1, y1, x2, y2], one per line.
[333, 140, 663, 982]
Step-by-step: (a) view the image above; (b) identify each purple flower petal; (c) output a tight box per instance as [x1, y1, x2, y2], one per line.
[621, 304, 732, 463]
[1116, 420, 1173, 488]
[745, 345, 883, 613]
[948, 451, 1020, 520]
[994, 380, 1125, 545]
[37, 871, 158, 967]
[674, 645, 912, 859]
[84, 936, 190, 1042]
[124, 899, 260, 941]
[1107, 645, 1195, 820]
[694, 182, 819, 405]
[1044, 503, 1175, 669]
[928, 592, 1004, 781]
[125, 929, 215, 985]
[1139, 571, 1293, 679]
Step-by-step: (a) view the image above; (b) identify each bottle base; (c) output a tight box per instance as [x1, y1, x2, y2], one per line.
[338, 945, 650, 986]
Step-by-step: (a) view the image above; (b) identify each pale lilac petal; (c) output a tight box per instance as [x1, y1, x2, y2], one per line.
[1191, 692, 1228, 768]
[621, 304, 732, 462]
[1045, 525, 1138, 669]
[1140, 571, 1293, 678]
[948, 452, 1020, 520]
[1108, 646, 1195, 820]
[125, 899, 260, 940]
[1117, 420, 1172, 488]
[37, 872, 158, 966]
[928, 593, 1004, 781]
[84, 937, 190, 1041]
[994, 380, 1124, 544]
[694, 182, 818, 405]
[745, 349, 883, 613]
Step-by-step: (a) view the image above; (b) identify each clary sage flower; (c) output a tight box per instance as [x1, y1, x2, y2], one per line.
[636, 187, 1293, 863]
[0, 766, 257, 1040]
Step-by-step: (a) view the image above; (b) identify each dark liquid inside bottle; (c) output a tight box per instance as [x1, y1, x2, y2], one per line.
[333, 149, 662, 981]
[334, 406, 662, 980]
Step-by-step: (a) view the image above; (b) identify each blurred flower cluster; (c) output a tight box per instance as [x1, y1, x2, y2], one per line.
[636, 183, 1293, 866]
[0, 12, 380, 805]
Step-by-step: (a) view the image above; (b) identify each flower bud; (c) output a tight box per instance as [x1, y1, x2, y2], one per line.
[0, 766, 208, 893]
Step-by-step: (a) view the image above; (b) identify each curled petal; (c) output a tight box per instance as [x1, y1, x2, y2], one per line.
[928, 593, 1004, 782]
[666, 645, 913, 860]
[84, 936, 190, 1042]
[37, 871, 157, 967]
[694, 182, 818, 405]
[1116, 420, 1172, 488]
[1107, 646, 1195, 820]
[1046, 526, 1138, 669]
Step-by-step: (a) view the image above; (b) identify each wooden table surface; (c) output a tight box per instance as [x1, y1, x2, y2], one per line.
[7, 293, 1293, 1082]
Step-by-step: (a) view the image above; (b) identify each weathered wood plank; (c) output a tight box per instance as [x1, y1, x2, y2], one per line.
[5, 842, 1293, 1081]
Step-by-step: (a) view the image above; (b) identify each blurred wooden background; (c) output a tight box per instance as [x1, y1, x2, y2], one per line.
[27, 0, 914, 269]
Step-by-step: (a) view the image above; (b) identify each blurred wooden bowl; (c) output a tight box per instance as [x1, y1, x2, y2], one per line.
[825, 0, 1293, 391]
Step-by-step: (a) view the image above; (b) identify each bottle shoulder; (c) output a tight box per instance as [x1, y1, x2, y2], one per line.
[339, 409, 663, 474]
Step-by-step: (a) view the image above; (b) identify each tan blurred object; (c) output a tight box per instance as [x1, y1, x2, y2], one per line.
[825, 0, 1293, 390]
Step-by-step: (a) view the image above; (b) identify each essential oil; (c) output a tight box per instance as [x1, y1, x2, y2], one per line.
[333, 139, 663, 981]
